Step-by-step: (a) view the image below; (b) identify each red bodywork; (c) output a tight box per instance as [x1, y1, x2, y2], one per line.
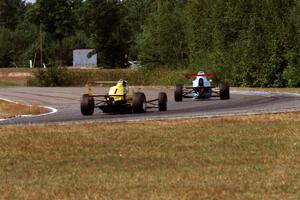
[185, 73, 216, 79]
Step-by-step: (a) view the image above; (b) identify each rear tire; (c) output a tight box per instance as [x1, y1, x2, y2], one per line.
[132, 92, 147, 113]
[81, 94, 94, 115]
[175, 84, 183, 102]
[158, 92, 167, 111]
[219, 82, 230, 100]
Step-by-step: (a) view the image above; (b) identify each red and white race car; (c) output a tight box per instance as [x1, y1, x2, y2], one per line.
[174, 71, 230, 101]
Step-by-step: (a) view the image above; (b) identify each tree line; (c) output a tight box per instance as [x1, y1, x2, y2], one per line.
[0, 0, 299, 87]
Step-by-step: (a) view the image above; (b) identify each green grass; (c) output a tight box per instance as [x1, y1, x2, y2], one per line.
[0, 80, 23, 87]
[0, 113, 300, 199]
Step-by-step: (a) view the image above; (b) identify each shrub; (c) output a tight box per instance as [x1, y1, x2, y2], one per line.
[28, 67, 192, 87]
[283, 66, 300, 87]
[31, 67, 72, 87]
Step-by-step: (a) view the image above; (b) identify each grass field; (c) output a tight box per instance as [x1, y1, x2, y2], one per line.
[0, 68, 34, 86]
[0, 67, 190, 87]
[0, 113, 299, 199]
[0, 100, 49, 119]
[0, 68, 34, 73]
[0, 80, 22, 87]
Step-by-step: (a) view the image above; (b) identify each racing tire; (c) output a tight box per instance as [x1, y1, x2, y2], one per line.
[158, 92, 167, 111]
[132, 92, 147, 113]
[219, 81, 230, 100]
[81, 94, 95, 115]
[175, 84, 183, 102]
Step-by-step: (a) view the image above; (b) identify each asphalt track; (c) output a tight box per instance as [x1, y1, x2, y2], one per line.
[0, 87, 300, 125]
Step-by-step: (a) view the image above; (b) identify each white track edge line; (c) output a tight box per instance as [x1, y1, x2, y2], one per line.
[0, 98, 58, 121]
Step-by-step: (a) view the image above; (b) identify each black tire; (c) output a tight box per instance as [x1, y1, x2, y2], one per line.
[219, 81, 230, 100]
[175, 84, 183, 102]
[132, 92, 147, 113]
[80, 94, 95, 115]
[158, 92, 167, 111]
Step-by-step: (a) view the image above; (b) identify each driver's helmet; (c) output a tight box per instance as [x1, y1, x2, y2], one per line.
[118, 79, 128, 87]
[123, 80, 128, 87]
[197, 71, 205, 75]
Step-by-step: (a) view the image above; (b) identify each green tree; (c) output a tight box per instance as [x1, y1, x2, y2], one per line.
[84, 0, 131, 68]
[0, 2, 36, 67]
[184, 0, 229, 77]
[0, 0, 26, 30]
[283, 0, 300, 87]
[0, 27, 14, 66]
[123, 0, 155, 60]
[184, 0, 298, 87]
[137, 0, 188, 67]
[29, 0, 76, 65]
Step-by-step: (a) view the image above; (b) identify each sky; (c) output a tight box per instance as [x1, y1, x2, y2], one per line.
[26, 0, 36, 3]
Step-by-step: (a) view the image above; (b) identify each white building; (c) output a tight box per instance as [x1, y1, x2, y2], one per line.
[73, 49, 97, 67]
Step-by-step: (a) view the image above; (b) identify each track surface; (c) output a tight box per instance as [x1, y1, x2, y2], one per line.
[0, 87, 299, 125]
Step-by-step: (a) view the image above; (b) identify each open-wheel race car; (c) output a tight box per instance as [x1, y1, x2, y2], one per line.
[80, 79, 167, 115]
[175, 71, 230, 101]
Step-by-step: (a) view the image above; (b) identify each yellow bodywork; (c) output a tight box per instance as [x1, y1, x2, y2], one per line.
[88, 80, 133, 103]
[108, 81, 133, 102]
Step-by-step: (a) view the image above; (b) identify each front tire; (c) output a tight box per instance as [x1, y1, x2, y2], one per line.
[175, 84, 183, 102]
[219, 82, 230, 100]
[132, 92, 147, 113]
[81, 94, 94, 115]
[158, 92, 167, 111]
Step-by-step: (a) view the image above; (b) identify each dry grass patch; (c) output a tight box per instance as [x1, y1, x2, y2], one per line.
[0, 100, 49, 119]
[0, 69, 34, 87]
[0, 77, 30, 86]
[0, 113, 300, 199]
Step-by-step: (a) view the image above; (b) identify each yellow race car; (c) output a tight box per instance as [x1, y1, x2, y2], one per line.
[80, 79, 167, 115]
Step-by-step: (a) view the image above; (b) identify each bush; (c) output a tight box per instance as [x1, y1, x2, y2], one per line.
[283, 66, 300, 87]
[30, 67, 72, 87]
[27, 67, 192, 87]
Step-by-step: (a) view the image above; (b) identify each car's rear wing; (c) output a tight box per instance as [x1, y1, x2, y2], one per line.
[87, 81, 116, 87]
[185, 73, 216, 78]
[86, 81, 117, 96]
